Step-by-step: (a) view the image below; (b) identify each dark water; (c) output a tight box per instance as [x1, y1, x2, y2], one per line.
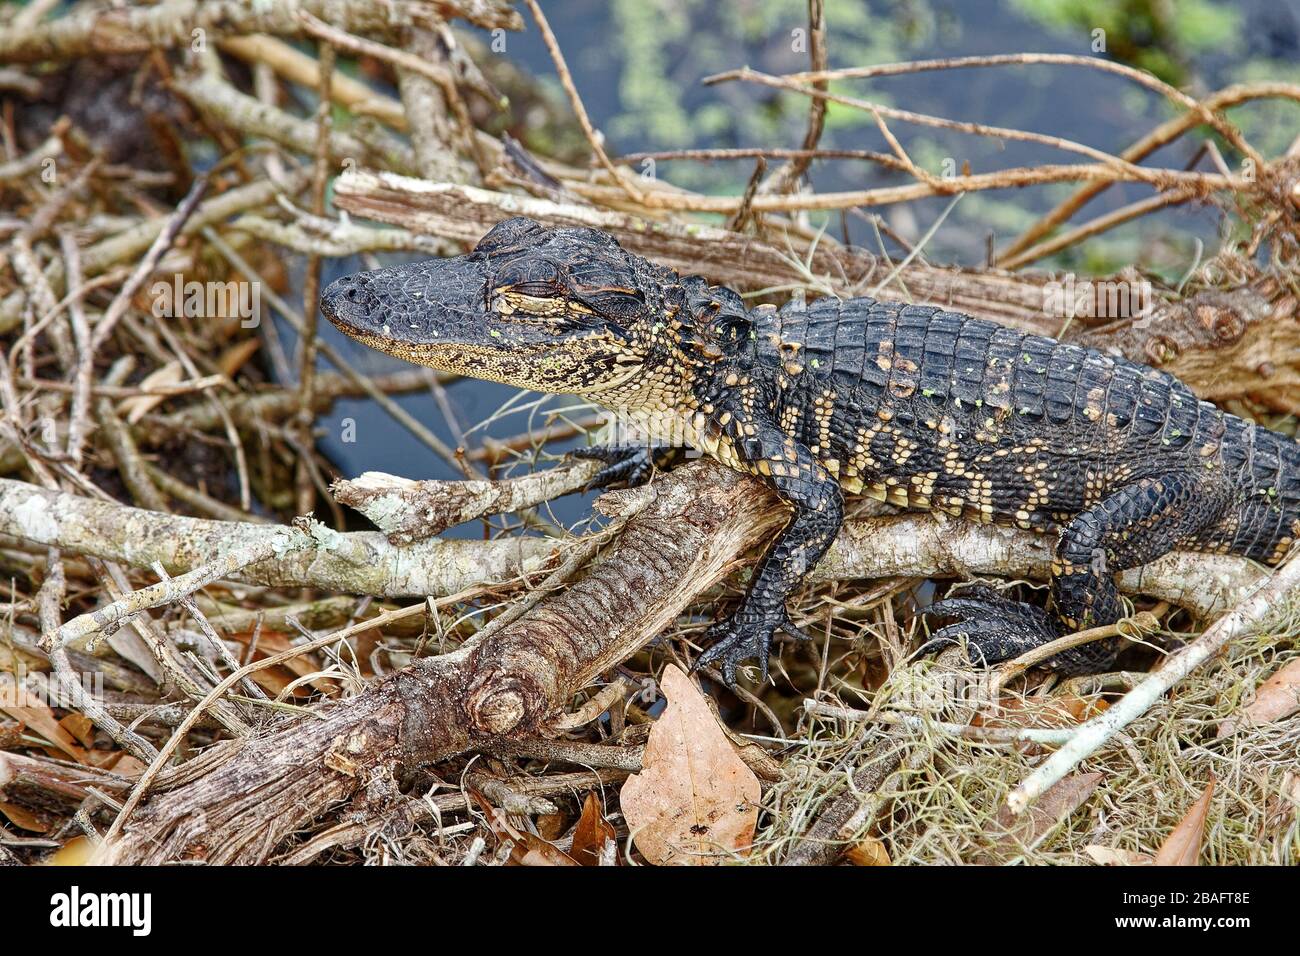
[304, 0, 1299, 530]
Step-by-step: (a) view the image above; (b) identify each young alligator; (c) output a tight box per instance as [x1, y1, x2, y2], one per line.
[321, 217, 1300, 683]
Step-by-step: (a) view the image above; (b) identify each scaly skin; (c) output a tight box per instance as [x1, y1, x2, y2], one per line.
[321, 217, 1300, 683]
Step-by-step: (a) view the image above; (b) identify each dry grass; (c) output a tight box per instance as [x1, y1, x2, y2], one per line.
[750, 607, 1300, 865]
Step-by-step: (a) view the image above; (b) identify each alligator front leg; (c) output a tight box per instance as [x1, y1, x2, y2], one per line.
[696, 414, 844, 684]
[924, 472, 1233, 673]
[571, 443, 684, 490]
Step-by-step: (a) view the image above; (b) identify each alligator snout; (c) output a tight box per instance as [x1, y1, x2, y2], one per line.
[320, 273, 376, 332]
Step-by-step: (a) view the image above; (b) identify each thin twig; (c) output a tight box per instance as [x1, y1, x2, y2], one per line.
[66, 178, 208, 466]
[521, 0, 642, 203]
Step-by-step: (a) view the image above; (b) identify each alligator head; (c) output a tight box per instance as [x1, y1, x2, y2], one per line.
[320, 217, 750, 404]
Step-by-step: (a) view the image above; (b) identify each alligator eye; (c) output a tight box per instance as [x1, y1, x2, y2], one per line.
[503, 280, 562, 298]
[494, 254, 562, 294]
[494, 290, 566, 319]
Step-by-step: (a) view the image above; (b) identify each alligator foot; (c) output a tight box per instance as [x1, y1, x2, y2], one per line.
[918, 584, 1063, 668]
[572, 443, 677, 490]
[694, 608, 812, 685]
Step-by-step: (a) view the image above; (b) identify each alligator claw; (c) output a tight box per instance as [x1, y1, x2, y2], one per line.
[919, 585, 1060, 667]
[694, 609, 809, 686]
[572, 443, 673, 491]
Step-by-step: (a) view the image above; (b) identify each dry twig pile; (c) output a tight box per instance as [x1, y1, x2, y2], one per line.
[0, 0, 1298, 866]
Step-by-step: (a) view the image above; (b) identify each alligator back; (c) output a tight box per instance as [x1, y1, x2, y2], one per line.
[737, 296, 1300, 560]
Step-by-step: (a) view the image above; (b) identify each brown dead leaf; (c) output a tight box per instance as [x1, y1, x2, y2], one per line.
[59, 712, 94, 750]
[228, 629, 338, 697]
[471, 791, 579, 866]
[976, 692, 1109, 730]
[1217, 658, 1300, 738]
[979, 772, 1102, 862]
[93, 752, 146, 777]
[1154, 779, 1216, 866]
[535, 811, 568, 841]
[512, 841, 577, 866]
[0, 643, 48, 678]
[0, 800, 50, 832]
[117, 361, 183, 424]
[972, 693, 1109, 755]
[216, 337, 261, 378]
[1083, 844, 1154, 866]
[619, 664, 760, 865]
[0, 682, 90, 763]
[42, 836, 94, 866]
[845, 837, 891, 866]
[571, 792, 617, 865]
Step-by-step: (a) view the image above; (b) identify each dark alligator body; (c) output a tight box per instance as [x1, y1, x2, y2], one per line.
[321, 217, 1300, 683]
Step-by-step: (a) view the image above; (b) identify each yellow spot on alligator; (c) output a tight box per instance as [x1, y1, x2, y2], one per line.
[864, 481, 889, 502]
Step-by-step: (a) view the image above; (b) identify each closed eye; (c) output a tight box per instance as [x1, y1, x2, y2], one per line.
[495, 290, 565, 316]
[502, 280, 561, 298]
[492, 290, 598, 328]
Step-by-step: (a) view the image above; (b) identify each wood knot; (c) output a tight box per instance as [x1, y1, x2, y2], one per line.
[1194, 303, 1245, 344]
[1211, 310, 1245, 344]
[324, 730, 370, 777]
[466, 672, 540, 736]
[1144, 335, 1180, 366]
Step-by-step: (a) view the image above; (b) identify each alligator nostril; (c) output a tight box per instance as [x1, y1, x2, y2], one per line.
[345, 288, 362, 303]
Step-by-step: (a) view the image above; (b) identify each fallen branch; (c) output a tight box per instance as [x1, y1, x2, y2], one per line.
[331, 461, 601, 543]
[104, 461, 784, 863]
[815, 511, 1262, 619]
[0, 477, 555, 597]
[0, 474, 1264, 616]
[0, 0, 519, 64]
[175, 70, 417, 176]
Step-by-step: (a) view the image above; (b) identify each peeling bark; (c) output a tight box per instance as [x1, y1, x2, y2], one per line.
[0, 477, 554, 597]
[331, 460, 600, 543]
